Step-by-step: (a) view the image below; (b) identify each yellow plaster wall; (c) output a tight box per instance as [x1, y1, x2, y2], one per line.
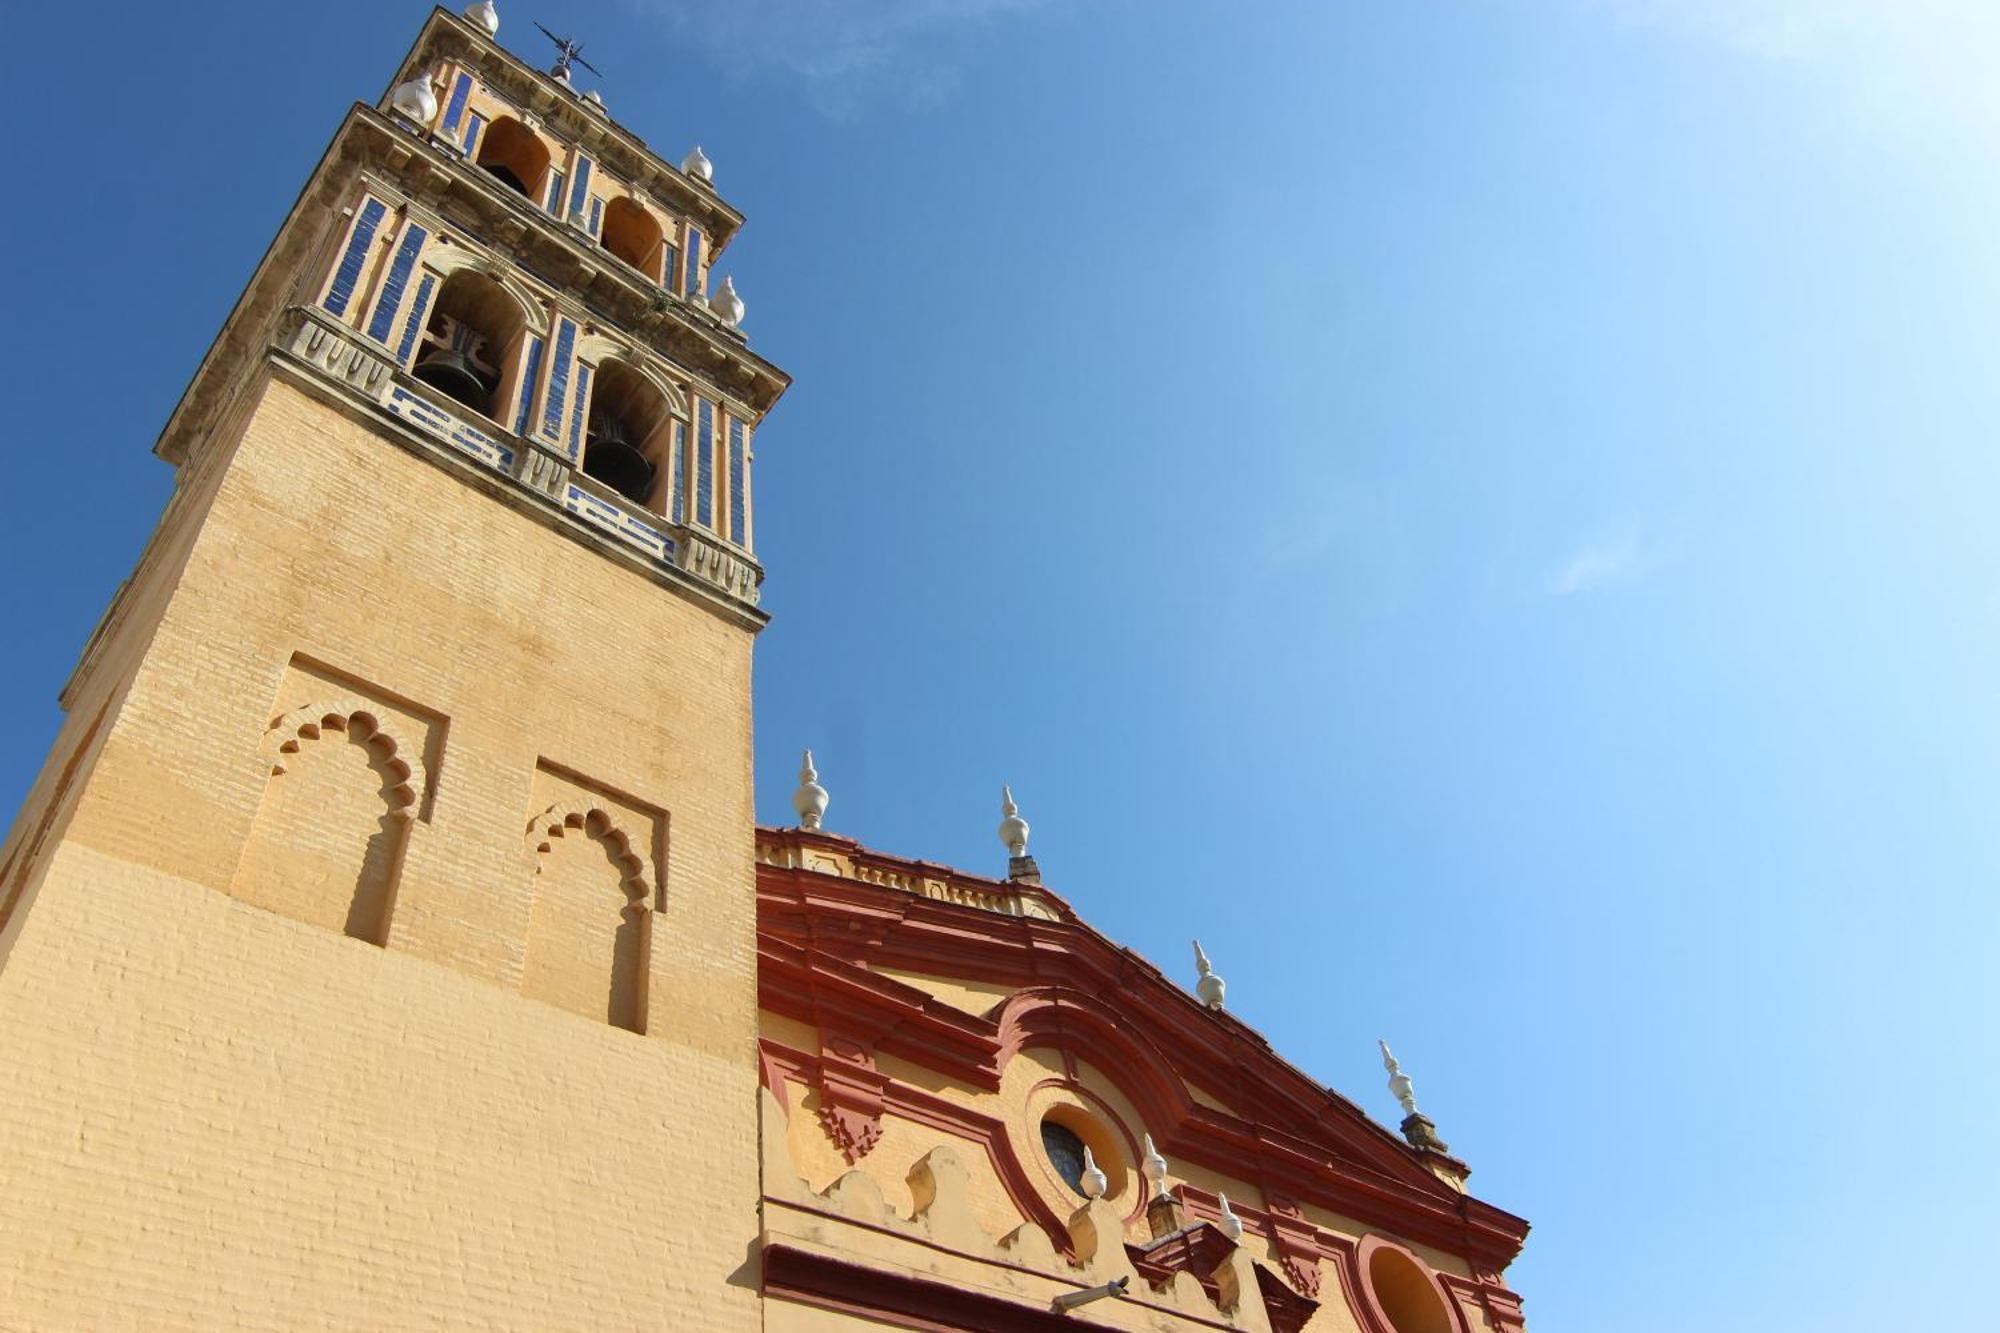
[0, 374, 763, 1328]
[869, 965, 1014, 1018]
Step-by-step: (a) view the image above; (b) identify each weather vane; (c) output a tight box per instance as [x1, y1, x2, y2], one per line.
[533, 21, 601, 83]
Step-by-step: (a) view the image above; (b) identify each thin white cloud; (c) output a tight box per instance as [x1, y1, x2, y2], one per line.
[632, 0, 1063, 116]
[1547, 527, 1644, 597]
[1580, 0, 2000, 133]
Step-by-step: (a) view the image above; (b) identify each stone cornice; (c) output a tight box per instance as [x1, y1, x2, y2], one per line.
[389, 7, 747, 252]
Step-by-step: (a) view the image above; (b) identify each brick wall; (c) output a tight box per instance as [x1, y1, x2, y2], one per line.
[0, 374, 764, 1328]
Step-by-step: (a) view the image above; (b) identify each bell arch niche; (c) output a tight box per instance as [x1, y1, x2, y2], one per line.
[230, 701, 427, 945]
[600, 197, 666, 281]
[580, 358, 679, 509]
[411, 268, 530, 422]
[473, 116, 551, 201]
[521, 790, 664, 1035]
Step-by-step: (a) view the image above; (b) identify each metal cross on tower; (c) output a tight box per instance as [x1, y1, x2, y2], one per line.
[533, 21, 601, 83]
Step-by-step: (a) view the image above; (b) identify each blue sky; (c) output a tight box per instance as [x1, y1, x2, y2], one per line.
[4, 2, 1997, 1328]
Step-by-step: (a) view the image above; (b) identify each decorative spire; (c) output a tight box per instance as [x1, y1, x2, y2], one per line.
[1140, 1133, 1168, 1196]
[1215, 1192, 1245, 1241]
[1378, 1039, 1418, 1118]
[1379, 1039, 1454, 1156]
[1192, 939, 1225, 1011]
[682, 145, 714, 183]
[712, 275, 746, 328]
[792, 749, 828, 831]
[389, 77, 438, 128]
[463, 1, 500, 36]
[997, 785, 1029, 857]
[1078, 1144, 1107, 1200]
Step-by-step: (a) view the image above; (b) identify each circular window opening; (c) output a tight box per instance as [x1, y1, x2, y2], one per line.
[1367, 1245, 1454, 1333]
[1042, 1118, 1089, 1194]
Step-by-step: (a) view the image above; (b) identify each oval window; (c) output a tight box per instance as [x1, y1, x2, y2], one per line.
[1041, 1117, 1090, 1195]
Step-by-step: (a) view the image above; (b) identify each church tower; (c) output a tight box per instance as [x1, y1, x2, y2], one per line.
[0, 8, 787, 1326]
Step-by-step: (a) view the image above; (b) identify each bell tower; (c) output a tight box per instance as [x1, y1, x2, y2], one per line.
[0, 8, 786, 1327]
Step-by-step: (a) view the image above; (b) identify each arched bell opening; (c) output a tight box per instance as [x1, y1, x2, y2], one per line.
[474, 117, 551, 201]
[581, 360, 673, 508]
[600, 197, 665, 282]
[411, 270, 528, 421]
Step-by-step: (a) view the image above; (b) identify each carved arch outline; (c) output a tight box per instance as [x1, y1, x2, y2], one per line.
[423, 248, 549, 335]
[992, 985, 1197, 1136]
[523, 801, 658, 907]
[259, 698, 424, 821]
[573, 337, 689, 418]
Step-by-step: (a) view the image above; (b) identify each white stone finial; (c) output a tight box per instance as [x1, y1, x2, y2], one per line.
[998, 785, 1030, 858]
[389, 76, 438, 128]
[1078, 1144, 1108, 1200]
[712, 275, 746, 328]
[1192, 939, 1225, 1011]
[792, 749, 829, 831]
[1380, 1039, 1419, 1118]
[463, 0, 500, 36]
[1215, 1192, 1245, 1241]
[682, 145, 714, 182]
[1140, 1133, 1168, 1195]
[582, 88, 607, 114]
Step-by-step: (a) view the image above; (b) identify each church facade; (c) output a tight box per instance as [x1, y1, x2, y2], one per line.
[0, 8, 1529, 1329]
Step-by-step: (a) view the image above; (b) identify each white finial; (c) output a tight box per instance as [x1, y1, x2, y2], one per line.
[1078, 1144, 1107, 1200]
[1140, 1133, 1168, 1195]
[998, 785, 1030, 858]
[682, 145, 714, 183]
[792, 749, 828, 831]
[712, 275, 746, 328]
[582, 89, 606, 114]
[463, 0, 500, 36]
[1192, 939, 1225, 1011]
[1379, 1039, 1419, 1118]
[1215, 1192, 1244, 1241]
[389, 76, 438, 128]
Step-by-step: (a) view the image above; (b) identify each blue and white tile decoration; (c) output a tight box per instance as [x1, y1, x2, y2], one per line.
[393, 273, 437, 367]
[365, 223, 429, 345]
[324, 197, 387, 318]
[563, 483, 675, 563]
[388, 385, 515, 474]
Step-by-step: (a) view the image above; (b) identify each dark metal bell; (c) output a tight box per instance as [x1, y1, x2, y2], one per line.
[412, 348, 492, 411]
[583, 413, 655, 504]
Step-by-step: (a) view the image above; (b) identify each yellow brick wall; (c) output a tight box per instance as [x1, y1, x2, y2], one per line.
[0, 372, 763, 1329]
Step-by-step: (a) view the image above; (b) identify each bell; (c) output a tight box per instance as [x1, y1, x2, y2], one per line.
[412, 347, 493, 411]
[582, 412, 655, 504]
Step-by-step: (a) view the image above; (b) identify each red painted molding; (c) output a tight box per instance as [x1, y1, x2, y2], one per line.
[755, 826, 1532, 1278]
[1350, 1234, 1476, 1333]
[764, 1243, 1113, 1332]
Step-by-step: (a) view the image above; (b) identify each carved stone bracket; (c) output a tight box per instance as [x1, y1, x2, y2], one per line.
[815, 1035, 889, 1164]
[514, 443, 570, 500]
[285, 310, 396, 397]
[677, 528, 762, 606]
[1263, 1193, 1324, 1299]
